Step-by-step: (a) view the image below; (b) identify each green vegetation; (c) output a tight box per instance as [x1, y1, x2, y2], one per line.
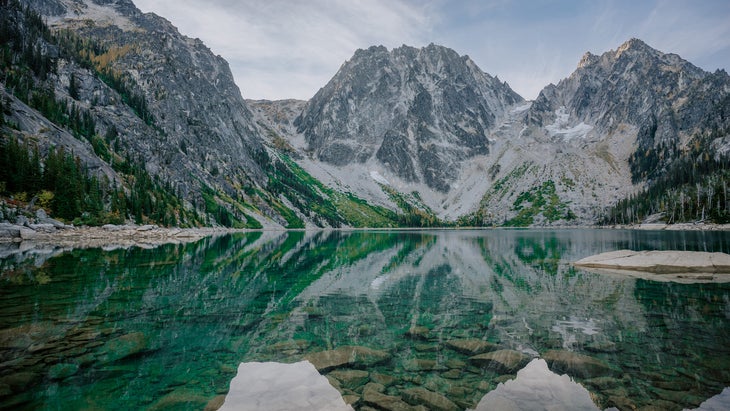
[0, 2, 204, 227]
[601, 151, 730, 225]
[201, 187, 261, 229]
[504, 180, 576, 227]
[55, 29, 154, 125]
[458, 163, 533, 227]
[380, 185, 442, 227]
[267, 155, 400, 228]
[0, 134, 202, 226]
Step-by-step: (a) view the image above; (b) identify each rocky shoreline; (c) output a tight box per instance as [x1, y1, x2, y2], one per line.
[0, 222, 243, 249]
[0, 213, 728, 254]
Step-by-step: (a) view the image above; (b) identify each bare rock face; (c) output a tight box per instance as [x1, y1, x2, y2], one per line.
[26, 0, 270, 210]
[295, 44, 523, 192]
[525, 38, 730, 181]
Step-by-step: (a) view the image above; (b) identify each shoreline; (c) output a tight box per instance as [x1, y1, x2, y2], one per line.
[1, 222, 729, 252]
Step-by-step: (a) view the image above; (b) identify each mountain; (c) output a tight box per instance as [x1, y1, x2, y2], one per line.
[255, 38, 730, 226]
[3, 0, 728, 228]
[295, 44, 523, 193]
[2, 0, 411, 229]
[474, 38, 730, 225]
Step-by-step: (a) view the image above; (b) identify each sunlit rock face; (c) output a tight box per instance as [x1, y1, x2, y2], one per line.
[295, 44, 523, 192]
[23, 0, 270, 215]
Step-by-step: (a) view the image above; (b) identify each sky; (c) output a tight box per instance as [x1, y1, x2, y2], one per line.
[133, 0, 730, 101]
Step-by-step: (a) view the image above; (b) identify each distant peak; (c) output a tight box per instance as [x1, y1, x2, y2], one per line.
[578, 52, 598, 69]
[616, 38, 655, 55]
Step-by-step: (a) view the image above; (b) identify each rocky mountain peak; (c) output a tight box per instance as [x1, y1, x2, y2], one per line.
[528, 38, 710, 137]
[295, 43, 523, 192]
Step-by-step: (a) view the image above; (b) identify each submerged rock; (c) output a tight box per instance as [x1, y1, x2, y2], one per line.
[305, 346, 390, 372]
[97, 332, 148, 364]
[328, 369, 370, 390]
[362, 386, 423, 411]
[445, 339, 499, 356]
[542, 350, 613, 379]
[469, 350, 530, 374]
[402, 387, 459, 411]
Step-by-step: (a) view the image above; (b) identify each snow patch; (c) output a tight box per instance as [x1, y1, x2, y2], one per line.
[510, 102, 532, 113]
[47, 0, 139, 32]
[545, 107, 593, 140]
[370, 170, 390, 186]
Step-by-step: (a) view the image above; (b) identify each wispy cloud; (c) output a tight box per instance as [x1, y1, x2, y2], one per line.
[135, 0, 432, 100]
[135, 0, 730, 101]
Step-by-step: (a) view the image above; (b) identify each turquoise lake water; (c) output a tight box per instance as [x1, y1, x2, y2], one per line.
[0, 229, 729, 410]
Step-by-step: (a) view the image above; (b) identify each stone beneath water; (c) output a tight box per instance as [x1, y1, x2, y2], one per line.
[573, 250, 730, 283]
[305, 345, 390, 372]
[542, 350, 613, 379]
[444, 339, 499, 356]
[362, 385, 423, 411]
[402, 387, 459, 411]
[96, 332, 149, 364]
[469, 350, 530, 374]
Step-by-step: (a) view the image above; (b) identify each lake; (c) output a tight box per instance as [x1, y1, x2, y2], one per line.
[1, 229, 729, 410]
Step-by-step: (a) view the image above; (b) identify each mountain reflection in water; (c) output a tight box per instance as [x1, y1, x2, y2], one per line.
[0, 229, 729, 410]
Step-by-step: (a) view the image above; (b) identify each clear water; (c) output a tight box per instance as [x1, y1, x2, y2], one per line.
[0, 229, 729, 410]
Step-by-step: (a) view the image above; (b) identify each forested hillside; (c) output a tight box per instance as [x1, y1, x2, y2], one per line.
[0, 1, 202, 226]
[601, 94, 730, 225]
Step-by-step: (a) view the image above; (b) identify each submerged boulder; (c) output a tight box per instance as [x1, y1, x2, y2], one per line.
[402, 387, 459, 411]
[470, 350, 531, 374]
[445, 339, 499, 356]
[305, 346, 390, 372]
[542, 350, 613, 379]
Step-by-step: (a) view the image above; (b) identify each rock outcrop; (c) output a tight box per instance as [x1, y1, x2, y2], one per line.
[574, 250, 730, 282]
[294, 44, 523, 192]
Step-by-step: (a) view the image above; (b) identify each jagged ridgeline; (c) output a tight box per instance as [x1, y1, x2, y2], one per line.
[3, 0, 730, 228]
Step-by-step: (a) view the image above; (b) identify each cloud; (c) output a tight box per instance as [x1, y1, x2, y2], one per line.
[635, 0, 730, 70]
[134, 0, 730, 101]
[135, 0, 433, 100]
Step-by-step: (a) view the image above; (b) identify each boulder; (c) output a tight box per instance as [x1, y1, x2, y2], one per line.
[0, 223, 21, 239]
[19, 227, 40, 240]
[305, 346, 390, 372]
[444, 339, 499, 356]
[574, 250, 730, 274]
[16, 215, 30, 227]
[405, 326, 431, 340]
[402, 387, 459, 411]
[35, 208, 47, 220]
[542, 350, 613, 379]
[38, 216, 67, 229]
[97, 332, 149, 364]
[29, 223, 56, 233]
[470, 349, 530, 374]
[362, 386, 424, 411]
[328, 369, 370, 390]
